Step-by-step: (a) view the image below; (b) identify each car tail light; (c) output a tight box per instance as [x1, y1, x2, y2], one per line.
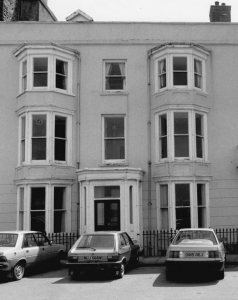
[107, 253, 119, 261]
[0, 256, 7, 262]
[208, 251, 220, 258]
[168, 251, 180, 258]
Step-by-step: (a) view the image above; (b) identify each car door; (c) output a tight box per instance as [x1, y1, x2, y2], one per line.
[34, 232, 53, 262]
[118, 234, 131, 263]
[124, 233, 139, 260]
[22, 233, 41, 267]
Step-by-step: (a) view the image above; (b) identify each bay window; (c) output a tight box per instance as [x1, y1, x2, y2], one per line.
[158, 181, 209, 230]
[154, 44, 210, 93]
[18, 111, 72, 165]
[156, 110, 207, 162]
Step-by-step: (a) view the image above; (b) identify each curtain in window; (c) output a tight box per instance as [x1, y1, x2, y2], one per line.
[194, 60, 202, 88]
[118, 63, 126, 89]
[159, 59, 166, 88]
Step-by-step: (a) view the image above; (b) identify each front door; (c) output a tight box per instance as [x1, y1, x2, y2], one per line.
[95, 200, 120, 231]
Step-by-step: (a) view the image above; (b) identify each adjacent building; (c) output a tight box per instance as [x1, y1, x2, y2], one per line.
[0, 2, 238, 240]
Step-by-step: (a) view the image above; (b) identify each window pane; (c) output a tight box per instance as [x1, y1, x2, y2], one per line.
[105, 117, 124, 138]
[106, 63, 125, 76]
[196, 137, 203, 158]
[54, 187, 66, 210]
[97, 203, 105, 226]
[196, 114, 203, 136]
[194, 59, 202, 74]
[106, 77, 124, 90]
[176, 207, 191, 230]
[31, 188, 45, 210]
[160, 114, 167, 159]
[197, 184, 206, 206]
[32, 138, 46, 160]
[34, 74, 47, 87]
[161, 209, 169, 230]
[34, 58, 48, 72]
[129, 186, 133, 224]
[32, 115, 47, 137]
[55, 139, 66, 161]
[54, 212, 65, 232]
[105, 139, 125, 159]
[55, 116, 66, 138]
[175, 184, 190, 207]
[159, 59, 166, 89]
[196, 114, 203, 158]
[173, 57, 187, 71]
[175, 136, 189, 157]
[160, 185, 168, 207]
[56, 74, 66, 90]
[174, 113, 188, 134]
[198, 207, 206, 228]
[56, 59, 67, 75]
[94, 186, 120, 198]
[31, 212, 45, 232]
[173, 72, 187, 85]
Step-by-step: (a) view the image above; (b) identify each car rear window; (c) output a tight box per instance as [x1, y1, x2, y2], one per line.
[0, 234, 18, 247]
[77, 235, 115, 249]
[172, 230, 218, 245]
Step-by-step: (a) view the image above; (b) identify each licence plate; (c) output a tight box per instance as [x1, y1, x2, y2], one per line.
[183, 252, 206, 258]
[83, 256, 102, 260]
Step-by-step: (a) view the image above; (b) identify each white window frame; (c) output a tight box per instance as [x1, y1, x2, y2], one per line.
[15, 45, 74, 95]
[18, 110, 73, 166]
[102, 115, 126, 164]
[155, 109, 208, 162]
[154, 47, 208, 93]
[103, 60, 127, 93]
[157, 181, 210, 230]
[17, 184, 71, 233]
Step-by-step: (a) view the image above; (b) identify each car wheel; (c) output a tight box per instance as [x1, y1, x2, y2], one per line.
[166, 270, 173, 281]
[217, 269, 225, 280]
[116, 263, 125, 279]
[12, 262, 25, 281]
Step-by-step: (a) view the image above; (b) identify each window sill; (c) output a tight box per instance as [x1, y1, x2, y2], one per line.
[100, 92, 128, 96]
[99, 163, 129, 167]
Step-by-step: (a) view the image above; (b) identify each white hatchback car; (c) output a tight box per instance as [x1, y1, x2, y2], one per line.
[165, 228, 226, 280]
[0, 231, 66, 280]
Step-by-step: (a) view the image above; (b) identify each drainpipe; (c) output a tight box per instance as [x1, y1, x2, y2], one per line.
[76, 52, 81, 236]
[147, 51, 152, 232]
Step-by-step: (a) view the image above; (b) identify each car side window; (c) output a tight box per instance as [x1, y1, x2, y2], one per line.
[23, 234, 38, 248]
[34, 233, 50, 246]
[122, 233, 130, 245]
[119, 235, 126, 247]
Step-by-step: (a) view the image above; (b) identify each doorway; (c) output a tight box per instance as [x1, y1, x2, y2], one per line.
[95, 200, 120, 231]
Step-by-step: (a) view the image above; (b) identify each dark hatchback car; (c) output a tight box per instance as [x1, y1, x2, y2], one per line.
[67, 231, 140, 279]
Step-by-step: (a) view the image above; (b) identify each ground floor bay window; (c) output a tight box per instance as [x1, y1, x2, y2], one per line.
[157, 181, 210, 230]
[17, 183, 71, 233]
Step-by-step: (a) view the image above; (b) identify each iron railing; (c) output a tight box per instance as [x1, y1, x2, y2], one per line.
[46, 228, 238, 256]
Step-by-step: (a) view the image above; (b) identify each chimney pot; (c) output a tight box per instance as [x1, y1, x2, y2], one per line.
[222, 3, 226, 5]
[215, 1, 219, 5]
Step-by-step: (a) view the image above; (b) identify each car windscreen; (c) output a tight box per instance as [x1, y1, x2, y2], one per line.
[172, 230, 218, 245]
[76, 235, 115, 249]
[0, 234, 18, 247]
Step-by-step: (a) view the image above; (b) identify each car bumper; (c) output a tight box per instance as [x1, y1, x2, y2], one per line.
[67, 261, 122, 273]
[166, 259, 225, 273]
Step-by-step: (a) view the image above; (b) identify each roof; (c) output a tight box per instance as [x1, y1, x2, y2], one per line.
[66, 9, 93, 22]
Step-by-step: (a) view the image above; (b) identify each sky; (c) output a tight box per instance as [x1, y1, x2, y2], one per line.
[47, 0, 238, 22]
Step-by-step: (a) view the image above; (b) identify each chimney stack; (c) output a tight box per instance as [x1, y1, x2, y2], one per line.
[210, 2, 231, 22]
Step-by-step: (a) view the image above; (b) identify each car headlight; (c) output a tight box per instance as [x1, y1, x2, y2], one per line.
[0, 256, 7, 262]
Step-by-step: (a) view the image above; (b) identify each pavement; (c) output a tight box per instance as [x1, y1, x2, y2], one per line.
[61, 254, 238, 267]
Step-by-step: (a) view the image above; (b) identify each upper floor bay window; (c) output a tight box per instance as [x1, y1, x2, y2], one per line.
[103, 116, 125, 163]
[19, 111, 72, 165]
[156, 110, 208, 162]
[104, 61, 126, 92]
[14, 44, 76, 95]
[154, 44, 210, 92]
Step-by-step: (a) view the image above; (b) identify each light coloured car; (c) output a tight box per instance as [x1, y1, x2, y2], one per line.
[67, 231, 140, 279]
[165, 228, 226, 280]
[0, 231, 66, 281]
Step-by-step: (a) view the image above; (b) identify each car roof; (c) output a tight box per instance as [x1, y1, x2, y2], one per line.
[0, 231, 42, 234]
[178, 228, 215, 232]
[82, 231, 126, 236]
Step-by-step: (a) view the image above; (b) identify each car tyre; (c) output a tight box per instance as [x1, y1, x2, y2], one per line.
[217, 269, 225, 280]
[116, 263, 125, 279]
[166, 270, 173, 281]
[12, 262, 25, 281]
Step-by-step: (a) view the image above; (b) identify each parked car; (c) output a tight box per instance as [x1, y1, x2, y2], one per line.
[67, 231, 140, 279]
[0, 231, 66, 281]
[165, 228, 226, 280]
